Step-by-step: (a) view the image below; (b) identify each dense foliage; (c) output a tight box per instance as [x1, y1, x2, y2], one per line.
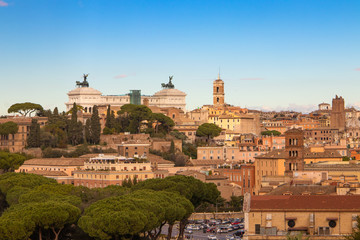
[7, 102, 43, 117]
[0, 121, 18, 135]
[196, 123, 222, 140]
[0, 152, 26, 173]
[0, 173, 223, 240]
[261, 130, 281, 136]
[27, 119, 41, 147]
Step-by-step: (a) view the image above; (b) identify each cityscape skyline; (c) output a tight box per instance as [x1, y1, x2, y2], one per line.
[1, 0, 360, 115]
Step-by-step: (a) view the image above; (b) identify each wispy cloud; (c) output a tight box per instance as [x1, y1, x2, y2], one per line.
[0, 0, 9, 7]
[114, 74, 128, 79]
[355, 68, 360, 71]
[239, 78, 264, 81]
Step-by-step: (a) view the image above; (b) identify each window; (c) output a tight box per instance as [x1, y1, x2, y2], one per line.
[255, 224, 261, 234]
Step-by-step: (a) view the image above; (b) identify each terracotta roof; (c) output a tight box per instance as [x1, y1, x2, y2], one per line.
[23, 158, 85, 166]
[79, 154, 115, 159]
[147, 154, 174, 165]
[188, 159, 224, 166]
[27, 170, 69, 176]
[266, 184, 336, 196]
[176, 170, 206, 177]
[206, 175, 228, 180]
[250, 195, 360, 211]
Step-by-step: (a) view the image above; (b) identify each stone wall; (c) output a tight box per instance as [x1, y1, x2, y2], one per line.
[190, 211, 244, 220]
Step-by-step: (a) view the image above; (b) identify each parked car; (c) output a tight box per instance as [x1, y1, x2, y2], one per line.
[234, 230, 245, 237]
[232, 224, 240, 230]
[207, 227, 217, 233]
[208, 235, 217, 240]
[184, 229, 193, 234]
[217, 227, 229, 233]
[226, 234, 234, 240]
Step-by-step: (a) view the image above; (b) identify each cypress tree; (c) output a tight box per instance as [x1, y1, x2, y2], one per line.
[170, 140, 175, 154]
[105, 105, 112, 128]
[90, 105, 101, 144]
[27, 119, 41, 147]
[110, 110, 116, 128]
[67, 103, 77, 145]
[85, 119, 91, 143]
[68, 103, 83, 145]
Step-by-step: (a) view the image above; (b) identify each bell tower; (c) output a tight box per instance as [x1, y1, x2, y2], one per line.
[213, 73, 225, 106]
[284, 128, 305, 176]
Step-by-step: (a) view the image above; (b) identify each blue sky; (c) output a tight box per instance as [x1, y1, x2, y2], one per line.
[0, 0, 359, 115]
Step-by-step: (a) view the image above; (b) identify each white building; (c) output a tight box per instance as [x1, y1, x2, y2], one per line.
[65, 77, 187, 113]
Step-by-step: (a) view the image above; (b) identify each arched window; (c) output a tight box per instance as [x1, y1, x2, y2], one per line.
[217, 97, 219, 103]
[216, 87, 219, 93]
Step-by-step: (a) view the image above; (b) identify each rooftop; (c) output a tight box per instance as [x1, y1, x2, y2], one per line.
[250, 195, 360, 211]
[22, 158, 85, 166]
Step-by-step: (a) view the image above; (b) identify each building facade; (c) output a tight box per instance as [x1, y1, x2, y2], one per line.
[73, 154, 153, 188]
[243, 194, 360, 239]
[66, 77, 187, 112]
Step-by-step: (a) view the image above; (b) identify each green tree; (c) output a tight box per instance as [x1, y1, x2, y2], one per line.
[0, 201, 81, 240]
[170, 140, 175, 154]
[228, 196, 244, 211]
[44, 108, 69, 148]
[90, 105, 101, 144]
[261, 130, 281, 136]
[27, 119, 41, 148]
[196, 123, 222, 141]
[18, 184, 82, 207]
[0, 173, 56, 212]
[78, 196, 149, 240]
[105, 105, 116, 129]
[66, 104, 84, 115]
[0, 152, 26, 173]
[346, 216, 360, 240]
[118, 104, 152, 133]
[84, 119, 91, 143]
[8, 102, 43, 117]
[133, 175, 220, 239]
[67, 103, 83, 146]
[151, 113, 175, 134]
[0, 121, 19, 135]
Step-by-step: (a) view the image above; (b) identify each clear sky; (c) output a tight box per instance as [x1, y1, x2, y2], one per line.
[0, 0, 359, 115]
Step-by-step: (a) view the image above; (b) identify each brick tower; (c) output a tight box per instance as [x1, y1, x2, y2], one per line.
[213, 74, 225, 106]
[284, 128, 305, 176]
[330, 95, 345, 131]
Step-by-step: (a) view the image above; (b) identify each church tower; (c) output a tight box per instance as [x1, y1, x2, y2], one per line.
[213, 74, 225, 106]
[284, 128, 305, 176]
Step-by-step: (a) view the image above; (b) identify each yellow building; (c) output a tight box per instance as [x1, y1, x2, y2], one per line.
[17, 157, 85, 184]
[243, 194, 360, 239]
[73, 154, 153, 188]
[305, 161, 360, 183]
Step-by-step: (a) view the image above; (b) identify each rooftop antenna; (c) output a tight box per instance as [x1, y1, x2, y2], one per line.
[218, 67, 221, 79]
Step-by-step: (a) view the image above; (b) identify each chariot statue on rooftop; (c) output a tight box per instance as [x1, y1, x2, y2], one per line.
[76, 74, 90, 87]
[161, 75, 175, 89]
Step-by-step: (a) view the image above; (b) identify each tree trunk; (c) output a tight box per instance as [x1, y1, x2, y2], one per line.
[38, 227, 42, 240]
[167, 223, 174, 240]
[51, 227, 63, 240]
[178, 219, 188, 240]
[155, 223, 165, 240]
